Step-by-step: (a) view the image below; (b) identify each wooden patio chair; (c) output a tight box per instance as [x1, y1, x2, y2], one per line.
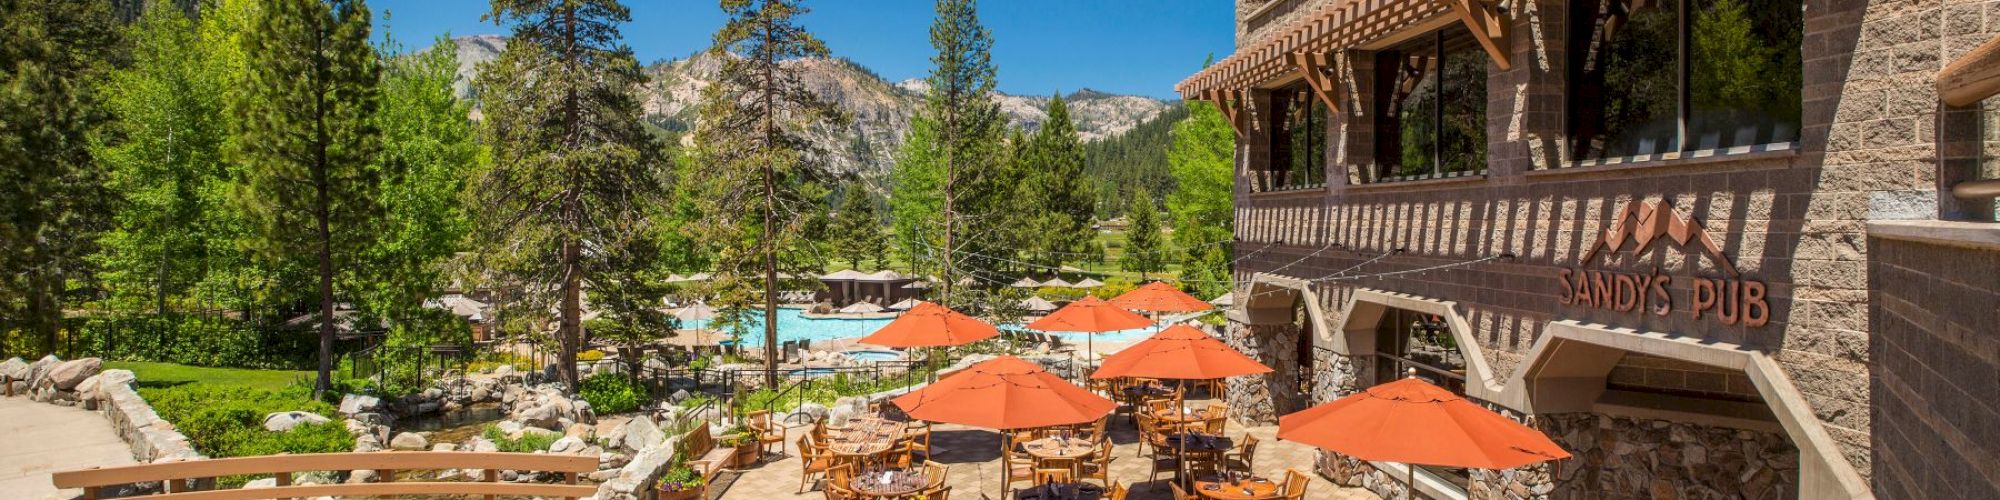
[747, 409, 786, 457]
[1281, 468, 1310, 500]
[1169, 480, 1192, 500]
[1106, 481, 1129, 500]
[1203, 403, 1231, 434]
[1033, 468, 1073, 486]
[797, 434, 834, 493]
[1078, 438, 1114, 486]
[1002, 444, 1036, 498]
[1222, 434, 1260, 474]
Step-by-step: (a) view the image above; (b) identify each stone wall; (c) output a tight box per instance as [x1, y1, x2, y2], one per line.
[1867, 234, 2000, 499]
[1539, 413, 1800, 499]
[1221, 322, 1303, 425]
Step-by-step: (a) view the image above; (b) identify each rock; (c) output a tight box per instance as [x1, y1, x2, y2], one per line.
[515, 403, 561, 429]
[243, 478, 278, 489]
[431, 443, 457, 452]
[669, 389, 690, 403]
[795, 402, 829, 421]
[501, 470, 520, 482]
[97, 369, 136, 389]
[25, 354, 59, 387]
[469, 437, 500, 453]
[494, 365, 515, 376]
[587, 469, 619, 482]
[470, 387, 491, 402]
[349, 470, 378, 483]
[389, 432, 429, 451]
[75, 374, 102, 398]
[0, 357, 28, 380]
[549, 436, 585, 454]
[566, 423, 593, 439]
[47, 358, 101, 390]
[263, 411, 332, 432]
[621, 417, 662, 451]
[495, 420, 525, 436]
[338, 394, 383, 416]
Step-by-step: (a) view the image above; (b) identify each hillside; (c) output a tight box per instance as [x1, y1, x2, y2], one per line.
[446, 35, 1174, 176]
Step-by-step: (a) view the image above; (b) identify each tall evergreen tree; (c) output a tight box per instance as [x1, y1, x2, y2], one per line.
[692, 0, 846, 386]
[231, 0, 382, 396]
[831, 184, 883, 268]
[1020, 93, 1094, 269]
[0, 0, 119, 356]
[474, 0, 665, 392]
[1166, 56, 1237, 297]
[890, 0, 1007, 307]
[1121, 188, 1165, 280]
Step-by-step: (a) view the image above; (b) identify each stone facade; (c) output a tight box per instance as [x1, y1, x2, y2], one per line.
[1537, 414, 1799, 499]
[1866, 233, 2000, 498]
[1221, 322, 1305, 425]
[1208, 0, 2000, 497]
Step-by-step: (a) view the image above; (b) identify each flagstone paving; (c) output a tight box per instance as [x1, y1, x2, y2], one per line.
[718, 414, 1379, 500]
[0, 397, 136, 500]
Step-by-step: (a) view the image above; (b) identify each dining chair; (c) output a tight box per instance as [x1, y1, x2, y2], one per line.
[1222, 434, 1259, 474]
[827, 463, 856, 491]
[1281, 468, 1309, 500]
[933, 485, 954, 500]
[1106, 481, 1129, 500]
[1169, 480, 1192, 500]
[1148, 445, 1181, 483]
[797, 434, 833, 493]
[1133, 413, 1157, 457]
[1002, 444, 1036, 498]
[1203, 403, 1231, 434]
[822, 482, 856, 500]
[924, 461, 950, 489]
[1078, 438, 1114, 486]
[1033, 468, 1073, 486]
[1088, 417, 1108, 441]
[748, 409, 787, 457]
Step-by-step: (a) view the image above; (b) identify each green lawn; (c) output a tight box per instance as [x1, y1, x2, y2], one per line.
[105, 361, 312, 391]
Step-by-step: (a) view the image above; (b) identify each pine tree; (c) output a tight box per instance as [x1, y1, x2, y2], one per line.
[1122, 188, 1165, 280]
[890, 0, 1007, 307]
[691, 0, 846, 386]
[832, 184, 882, 268]
[474, 0, 666, 392]
[1167, 56, 1236, 297]
[1021, 93, 1094, 269]
[231, 0, 382, 396]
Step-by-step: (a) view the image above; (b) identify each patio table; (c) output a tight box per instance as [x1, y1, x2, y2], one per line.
[1193, 472, 1281, 500]
[1021, 435, 1096, 461]
[1159, 432, 1234, 455]
[1013, 482, 1104, 500]
[850, 467, 928, 498]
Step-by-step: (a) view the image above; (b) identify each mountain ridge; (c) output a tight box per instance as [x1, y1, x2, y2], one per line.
[445, 35, 1174, 176]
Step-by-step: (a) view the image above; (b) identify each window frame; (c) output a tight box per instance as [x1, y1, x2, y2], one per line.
[1366, 26, 1490, 184]
[1252, 79, 1332, 194]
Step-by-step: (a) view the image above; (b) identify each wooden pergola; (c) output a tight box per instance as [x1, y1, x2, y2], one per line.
[1176, 0, 1510, 137]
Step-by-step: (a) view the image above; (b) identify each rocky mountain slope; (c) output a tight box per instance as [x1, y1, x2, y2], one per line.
[446, 35, 1173, 175]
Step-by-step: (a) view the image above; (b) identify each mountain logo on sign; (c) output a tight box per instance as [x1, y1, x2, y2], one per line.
[1578, 199, 1738, 277]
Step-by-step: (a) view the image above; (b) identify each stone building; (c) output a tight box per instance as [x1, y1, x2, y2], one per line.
[1181, 0, 2000, 498]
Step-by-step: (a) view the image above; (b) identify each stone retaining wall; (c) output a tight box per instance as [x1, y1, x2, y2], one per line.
[1221, 322, 1303, 425]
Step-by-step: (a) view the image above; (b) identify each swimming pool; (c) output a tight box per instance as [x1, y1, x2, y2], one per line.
[685, 307, 1173, 347]
[843, 349, 904, 362]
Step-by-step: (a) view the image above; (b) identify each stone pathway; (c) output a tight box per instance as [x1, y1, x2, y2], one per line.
[0, 397, 136, 500]
[720, 415, 1379, 500]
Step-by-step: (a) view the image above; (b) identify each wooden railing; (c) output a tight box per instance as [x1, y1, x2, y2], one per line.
[51, 451, 599, 500]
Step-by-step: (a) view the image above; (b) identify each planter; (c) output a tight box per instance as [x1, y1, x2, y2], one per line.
[726, 438, 760, 466]
[657, 484, 705, 500]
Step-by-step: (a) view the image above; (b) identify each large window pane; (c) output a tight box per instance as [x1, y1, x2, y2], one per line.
[1569, 0, 1680, 160]
[1689, 0, 1802, 149]
[1263, 81, 1326, 191]
[1982, 97, 2000, 220]
[1376, 26, 1486, 179]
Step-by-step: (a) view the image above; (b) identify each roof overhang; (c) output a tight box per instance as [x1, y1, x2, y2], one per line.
[1177, 0, 1510, 116]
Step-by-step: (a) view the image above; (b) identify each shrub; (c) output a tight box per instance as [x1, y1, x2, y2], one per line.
[140, 384, 353, 486]
[482, 425, 560, 453]
[578, 372, 641, 415]
[577, 349, 607, 362]
[658, 463, 705, 493]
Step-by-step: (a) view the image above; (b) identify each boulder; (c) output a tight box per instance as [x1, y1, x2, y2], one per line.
[0, 357, 27, 380]
[795, 402, 830, 421]
[620, 417, 661, 451]
[243, 478, 278, 489]
[431, 443, 457, 452]
[515, 403, 561, 429]
[338, 394, 383, 416]
[348, 470, 377, 483]
[97, 369, 136, 389]
[25, 355, 59, 387]
[494, 365, 515, 376]
[263, 411, 332, 432]
[469, 437, 500, 453]
[494, 420, 526, 436]
[389, 432, 429, 451]
[669, 389, 690, 403]
[548, 436, 586, 454]
[75, 374, 102, 399]
[48, 358, 101, 390]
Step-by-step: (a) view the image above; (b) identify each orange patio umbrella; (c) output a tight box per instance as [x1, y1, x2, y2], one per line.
[891, 355, 1116, 430]
[856, 301, 999, 348]
[1026, 296, 1154, 370]
[1278, 374, 1571, 493]
[1109, 281, 1214, 314]
[1089, 324, 1271, 380]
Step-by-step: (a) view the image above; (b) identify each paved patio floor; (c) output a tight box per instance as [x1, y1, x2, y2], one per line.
[0, 397, 136, 500]
[717, 412, 1379, 500]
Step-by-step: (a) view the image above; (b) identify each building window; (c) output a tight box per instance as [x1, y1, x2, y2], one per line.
[1567, 0, 1802, 162]
[1256, 80, 1329, 192]
[1371, 26, 1488, 181]
[1977, 97, 2000, 221]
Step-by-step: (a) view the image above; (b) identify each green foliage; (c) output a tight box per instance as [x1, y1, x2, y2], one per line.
[1165, 78, 1237, 298]
[140, 385, 353, 459]
[481, 425, 559, 453]
[75, 316, 320, 370]
[0, 0, 121, 356]
[891, 0, 1011, 306]
[473, 0, 667, 392]
[578, 371, 641, 414]
[1121, 189, 1166, 279]
[831, 183, 887, 269]
[1015, 94, 1096, 269]
[1085, 104, 1189, 217]
[107, 361, 311, 391]
[658, 463, 705, 492]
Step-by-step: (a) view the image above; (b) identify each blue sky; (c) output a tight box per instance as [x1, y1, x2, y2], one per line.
[372, 0, 1234, 100]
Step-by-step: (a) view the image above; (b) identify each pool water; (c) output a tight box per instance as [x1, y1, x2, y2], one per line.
[686, 307, 1173, 347]
[843, 349, 903, 362]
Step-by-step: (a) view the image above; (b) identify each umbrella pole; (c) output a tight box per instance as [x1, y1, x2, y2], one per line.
[1407, 462, 1416, 500]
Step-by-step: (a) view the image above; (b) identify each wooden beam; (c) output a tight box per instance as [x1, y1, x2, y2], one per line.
[1206, 89, 1250, 137]
[1289, 51, 1343, 112]
[1448, 0, 1512, 70]
[1941, 33, 2000, 107]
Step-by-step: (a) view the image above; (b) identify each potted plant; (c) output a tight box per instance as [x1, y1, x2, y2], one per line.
[720, 423, 759, 466]
[656, 463, 705, 500]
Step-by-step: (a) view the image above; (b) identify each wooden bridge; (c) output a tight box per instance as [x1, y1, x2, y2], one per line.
[51, 451, 599, 499]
